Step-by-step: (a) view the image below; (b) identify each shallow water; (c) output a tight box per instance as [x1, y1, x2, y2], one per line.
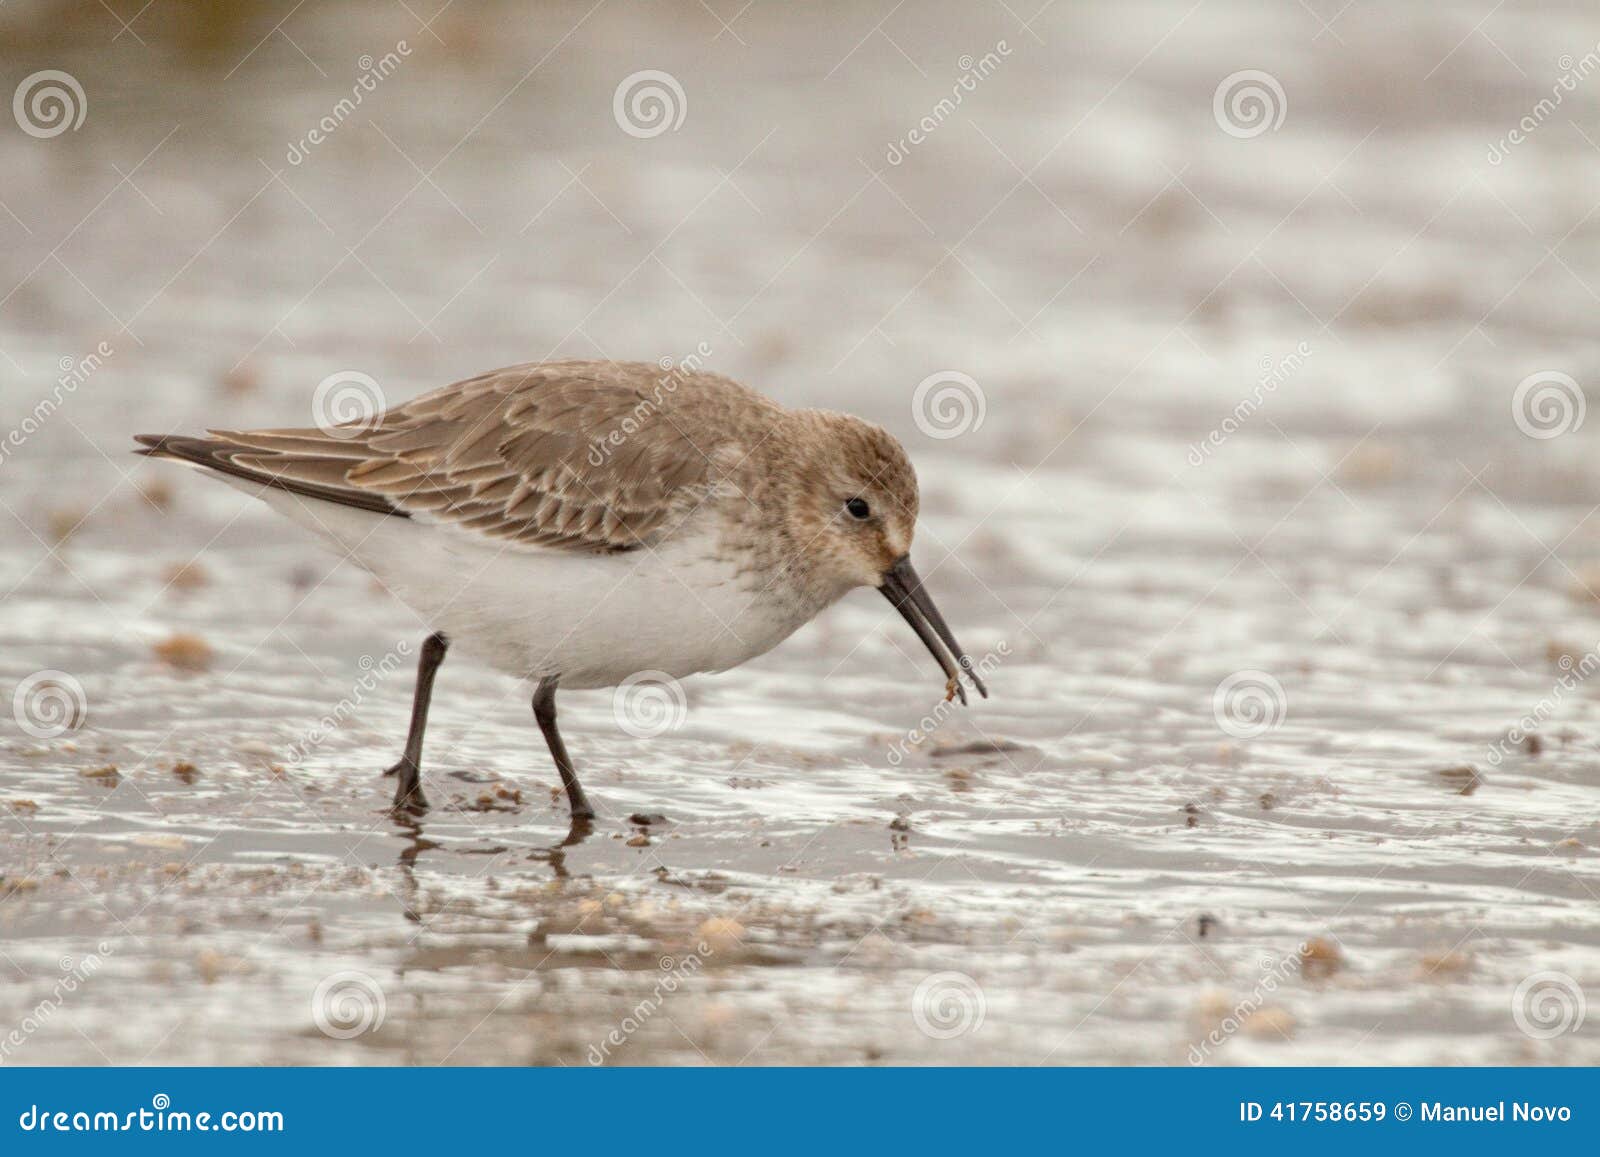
[2, 0, 1599, 1064]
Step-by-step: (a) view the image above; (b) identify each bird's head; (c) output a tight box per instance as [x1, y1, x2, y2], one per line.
[776, 409, 988, 705]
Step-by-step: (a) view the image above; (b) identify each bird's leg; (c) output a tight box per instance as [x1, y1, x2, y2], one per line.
[385, 631, 448, 810]
[532, 677, 596, 821]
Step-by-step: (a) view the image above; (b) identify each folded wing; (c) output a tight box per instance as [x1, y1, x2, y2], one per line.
[138, 361, 745, 552]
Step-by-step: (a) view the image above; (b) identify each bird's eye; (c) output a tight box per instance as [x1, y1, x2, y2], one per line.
[845, 497, 871, 520]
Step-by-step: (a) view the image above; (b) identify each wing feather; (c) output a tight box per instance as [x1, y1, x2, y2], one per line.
[150, 360, 780, 553]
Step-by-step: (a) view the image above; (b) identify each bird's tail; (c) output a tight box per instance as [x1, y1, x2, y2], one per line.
[133, 433, 402, 516]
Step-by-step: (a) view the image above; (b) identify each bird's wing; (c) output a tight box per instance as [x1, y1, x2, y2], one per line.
[163, 361, 749, 552]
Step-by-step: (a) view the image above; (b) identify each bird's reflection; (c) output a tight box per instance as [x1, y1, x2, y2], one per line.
[391, 812, 439, 923]
[389, 806, 598, 917]
[527, 815, 595, 880]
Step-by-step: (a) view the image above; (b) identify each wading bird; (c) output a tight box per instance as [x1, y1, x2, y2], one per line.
[136, 361, 988, 821]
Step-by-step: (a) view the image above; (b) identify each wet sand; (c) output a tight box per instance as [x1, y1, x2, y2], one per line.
[2, 0, 1599, 1064]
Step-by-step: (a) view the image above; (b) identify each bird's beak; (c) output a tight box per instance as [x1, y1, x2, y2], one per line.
[879, 555, 990, 706]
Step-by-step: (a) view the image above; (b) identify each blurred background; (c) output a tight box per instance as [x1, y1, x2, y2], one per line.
[2, 0, 1598, 1064]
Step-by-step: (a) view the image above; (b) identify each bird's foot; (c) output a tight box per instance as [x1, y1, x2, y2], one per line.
[561, 814, 595, 847]
[391, 786, 429, 814]
[388, 758, 428, 812]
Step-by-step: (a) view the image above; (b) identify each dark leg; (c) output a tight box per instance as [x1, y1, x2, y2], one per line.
[385, 632, 448, 810]
[533, 677, 595, 820]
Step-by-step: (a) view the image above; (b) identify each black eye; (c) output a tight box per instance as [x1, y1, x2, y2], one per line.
[845, 497, 871, 521]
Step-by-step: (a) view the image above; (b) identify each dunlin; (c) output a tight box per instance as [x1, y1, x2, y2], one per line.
[135, 360, 988, 820]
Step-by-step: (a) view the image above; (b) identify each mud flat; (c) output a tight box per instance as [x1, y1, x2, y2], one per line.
[3, 1, 1598, 1064]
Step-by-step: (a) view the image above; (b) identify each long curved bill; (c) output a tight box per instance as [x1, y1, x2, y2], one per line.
[879, 555, 989, 706]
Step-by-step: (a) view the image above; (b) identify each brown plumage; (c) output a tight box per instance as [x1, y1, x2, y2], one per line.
[138, 360, 786, 552]
[135, 358, 987, 821]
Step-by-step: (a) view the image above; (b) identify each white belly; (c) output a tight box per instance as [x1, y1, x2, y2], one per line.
[252, 486, 810, 688]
